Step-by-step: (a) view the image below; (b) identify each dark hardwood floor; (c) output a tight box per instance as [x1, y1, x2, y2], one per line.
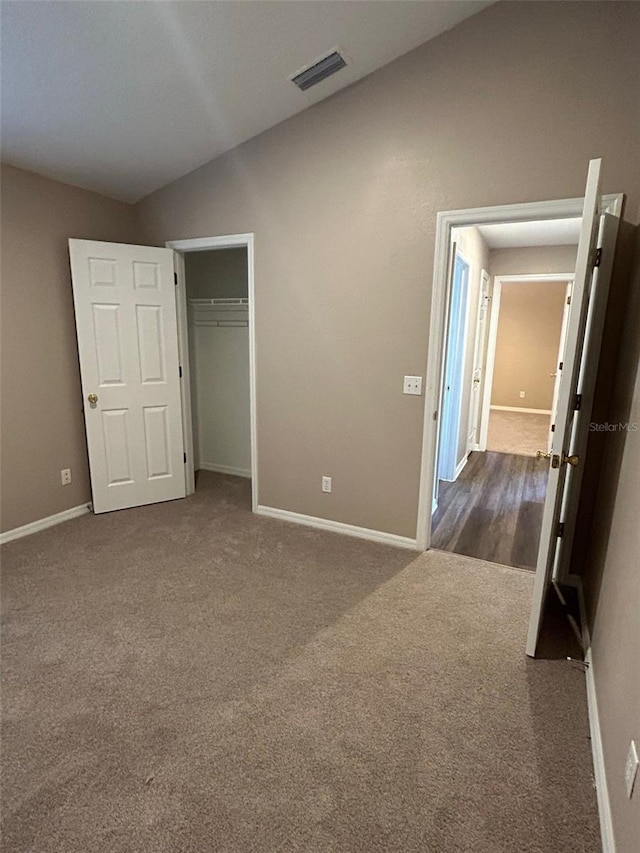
[431, 451, 548, 571]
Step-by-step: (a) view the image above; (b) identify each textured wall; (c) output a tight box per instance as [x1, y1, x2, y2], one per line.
[184, 248, 248, 299]
[491, 280, 567, 410]
[0, 165, 139, 533]
[137, 1, 640, 538]
[488, 245, 577, 278]
[582, 221, 640, 853]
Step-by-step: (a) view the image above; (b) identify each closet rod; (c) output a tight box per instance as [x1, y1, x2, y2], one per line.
[193, 320, 249, 328]
[189, 297, 248, 306]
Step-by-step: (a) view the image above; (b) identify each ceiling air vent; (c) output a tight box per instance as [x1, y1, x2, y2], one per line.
[291, 50, 348, 92]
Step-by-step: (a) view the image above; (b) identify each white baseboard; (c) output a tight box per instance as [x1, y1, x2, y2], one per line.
[571, 575, 616, 853]
[199, 462, 251, 479]
[256, 505, 418, 550]
[0, 503, 93, 545]
[454, 455, 468, 480]
[490, 405, 552, 415]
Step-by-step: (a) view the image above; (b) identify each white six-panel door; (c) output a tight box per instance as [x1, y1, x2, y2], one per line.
[69, 239, 185, 513]
[526, 159, 604, 656]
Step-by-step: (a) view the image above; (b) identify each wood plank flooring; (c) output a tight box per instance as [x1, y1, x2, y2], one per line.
[431, 451, 548, 570]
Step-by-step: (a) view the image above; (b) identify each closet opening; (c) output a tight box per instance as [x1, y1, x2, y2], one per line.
[168, 234, 257, 511]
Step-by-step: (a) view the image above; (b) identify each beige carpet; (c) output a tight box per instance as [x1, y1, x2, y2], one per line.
[1, 473, 599, 852]
[487, 409, 552, 457]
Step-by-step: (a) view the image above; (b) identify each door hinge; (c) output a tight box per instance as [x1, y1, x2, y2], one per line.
[184, 452, 187, 464]
[574, 393, 582, 411]
[174, 272, 178, 285]
[566, 295, 571, 305]
[179, 365, 182, 378]
[559, 361, 563, 370]
[593, 247, 602, 268]
[551, 423, 555, 432]
[433, 410, 438, 421]
[556, 522, 565, 538]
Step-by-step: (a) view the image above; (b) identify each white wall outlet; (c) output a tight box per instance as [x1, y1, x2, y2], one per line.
[625, 740, 638, 799]
[61, 468, 72, 486]
[519, 390, 526, 398]
[403, 375, 423, 396]
[321, 476, 332, 493]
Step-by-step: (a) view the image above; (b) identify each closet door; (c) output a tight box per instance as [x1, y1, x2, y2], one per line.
[69, 239, 186, 513]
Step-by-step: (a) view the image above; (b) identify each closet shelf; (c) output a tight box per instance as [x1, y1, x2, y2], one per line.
[189, 297, 249, 328]
[189, 298, 248, 306]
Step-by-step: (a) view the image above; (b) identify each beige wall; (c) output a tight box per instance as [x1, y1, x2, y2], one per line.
[184, 248, 248, 299]
[489, 245, 577, 278]
[491, 280, 567, 410]
[591, 360, 640, 853]
[450, 226, 489, 467]
[581, 222, 640, 853]
[0, 165, 138, 533]
[137, 0, 640, 538]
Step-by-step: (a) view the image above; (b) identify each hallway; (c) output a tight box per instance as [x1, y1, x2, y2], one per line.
[431, 451, 549, 570]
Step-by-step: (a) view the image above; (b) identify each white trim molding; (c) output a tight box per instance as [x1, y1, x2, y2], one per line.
[415, 193, 623, 551]
[568, 575, 616, 853]
[256, 505, 418, 550]
[584, 646, 616, 853]
[490, 405, 552, 415]
[0, 503, 92, 545]
[167, 233, 258, 514]
[199, 463, 251, 479]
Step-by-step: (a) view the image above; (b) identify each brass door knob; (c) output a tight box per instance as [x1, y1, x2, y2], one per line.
[563, 453, 580, 467]
[87, 393, 98, 405]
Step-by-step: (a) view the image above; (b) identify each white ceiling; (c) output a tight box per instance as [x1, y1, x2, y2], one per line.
[475, 218, 582, 249]
[1, 0, 493, 203]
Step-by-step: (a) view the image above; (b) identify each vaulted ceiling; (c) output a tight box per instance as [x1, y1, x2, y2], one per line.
[1, 1, 493, 202]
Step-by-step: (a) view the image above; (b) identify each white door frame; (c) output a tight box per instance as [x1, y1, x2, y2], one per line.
[479, 272, 575, 450]
[467, 268, 490, 454]
[416, 193, 623, 552]
[166, 234, 258, 513]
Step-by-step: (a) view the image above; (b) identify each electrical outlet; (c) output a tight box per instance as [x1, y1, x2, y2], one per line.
[61, 468, 72, 486]
[625, 740, 638, 799]
[519, 390, 526, 398]
[403, 375, 423, 396]
[321, 476, 332, 493]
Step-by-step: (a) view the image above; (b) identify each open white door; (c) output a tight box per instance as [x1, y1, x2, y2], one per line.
[526, 159, 619, 656]
[69, 239, 186, 514]
[438, 251, 470, 482]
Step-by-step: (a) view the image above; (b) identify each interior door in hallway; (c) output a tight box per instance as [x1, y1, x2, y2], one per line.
[468, 269, 489, 452]
[527, 158, 619, 657]
[69, 239, 185, 513]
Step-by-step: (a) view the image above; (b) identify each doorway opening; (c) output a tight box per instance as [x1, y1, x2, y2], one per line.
[167, 234, 258, 511]
[416, 169, 624, 658]
[431, 218, 577, 571]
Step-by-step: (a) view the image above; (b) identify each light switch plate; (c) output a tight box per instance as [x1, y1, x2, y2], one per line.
[625, 740, 638, 799]
[403, 375, 423, 396]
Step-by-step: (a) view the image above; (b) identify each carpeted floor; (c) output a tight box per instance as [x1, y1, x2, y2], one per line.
[1, 472, 600, 852]
[487, 410, 551, 457]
